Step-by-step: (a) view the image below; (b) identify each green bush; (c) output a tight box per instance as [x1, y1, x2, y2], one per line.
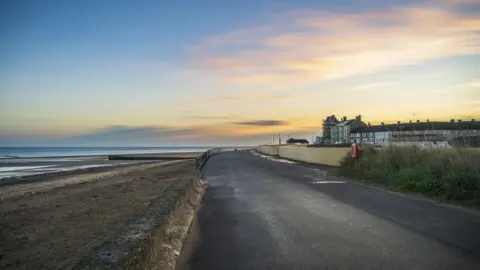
[338, 146, 480, 204]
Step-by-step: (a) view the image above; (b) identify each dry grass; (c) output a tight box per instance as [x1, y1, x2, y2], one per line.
[339, 147, 480, 204]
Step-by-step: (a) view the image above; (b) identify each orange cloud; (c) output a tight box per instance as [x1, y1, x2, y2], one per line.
[188, 1, 480, 88]
[164, 114, 323, 140]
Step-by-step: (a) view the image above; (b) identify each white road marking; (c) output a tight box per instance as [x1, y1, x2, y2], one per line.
[268, 158, 297, 164]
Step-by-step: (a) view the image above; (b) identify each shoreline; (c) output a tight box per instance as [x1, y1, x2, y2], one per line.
[0, 151, 204, 187]
[0, 161, 156, 187]
[0, 150, 206, 160]
[0, 160, 186, 201]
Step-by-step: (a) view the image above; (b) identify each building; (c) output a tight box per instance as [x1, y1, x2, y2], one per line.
[314, 136, 323, 145]
[286, 138, 310, 145]
[350, 119, 480, 147]
[322, 115, 339, 144]
[331, 115, 367, 144]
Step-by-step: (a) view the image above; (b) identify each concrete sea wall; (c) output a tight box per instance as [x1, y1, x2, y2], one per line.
[257, 145, 480, 166]
[257, 145, 350, 166]
[75, 171, 205, 270]
[257, 145, 279, 156]
[278, 146, 350, 166]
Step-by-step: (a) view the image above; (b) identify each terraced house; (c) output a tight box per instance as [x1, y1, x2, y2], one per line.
[330, 115, 366, 144]
[350, 119, 480, 147]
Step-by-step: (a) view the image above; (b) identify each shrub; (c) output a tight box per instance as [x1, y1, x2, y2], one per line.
[338, 146, 480, 204]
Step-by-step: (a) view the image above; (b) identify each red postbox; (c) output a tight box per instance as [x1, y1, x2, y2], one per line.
[351, 143, 360, 159]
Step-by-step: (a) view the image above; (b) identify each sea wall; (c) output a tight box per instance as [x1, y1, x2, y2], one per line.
[75, 172, 204, 270]
[278, 146, 350, 166]
[257, 145, 350, 166]
[257, 145, 480, 166]
[257, 145, 279, 156]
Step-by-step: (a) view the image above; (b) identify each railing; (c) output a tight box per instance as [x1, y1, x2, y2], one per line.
[196, 148, 222, 171]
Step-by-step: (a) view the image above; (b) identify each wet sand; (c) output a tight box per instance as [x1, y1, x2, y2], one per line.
[0, 151, 203, 186]
[108, 151, 202, 159]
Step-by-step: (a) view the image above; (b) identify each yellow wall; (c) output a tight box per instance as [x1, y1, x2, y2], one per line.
[257, 145, 350, 166]
[256, 145, 480, 166]
[257, 145, 279, 156]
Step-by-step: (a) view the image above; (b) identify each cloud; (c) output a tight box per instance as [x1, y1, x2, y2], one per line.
[350, 82, 397, 91]
[459, 100, 480, 107]
[436, 0, 479, 4]
[182, 114, 238, 120]
[188, 1, 480, 89]
[170, 86, 311, 108]
[59, 122, 315, 146]
[67, 125, 198, 143]
[233, 120, 288, 126]
[452, 80, 480, 89]
[433, 79, 480, 93]
[0, 117, 321, 146]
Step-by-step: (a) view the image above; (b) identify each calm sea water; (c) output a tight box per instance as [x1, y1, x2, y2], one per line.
[0, 147, 212, 158]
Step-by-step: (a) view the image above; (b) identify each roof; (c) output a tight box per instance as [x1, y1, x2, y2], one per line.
[286, 138, 310, 144]
[334, 119, 355, 127]
[324, 115, 339, 123]
[351, 121, 480, 133]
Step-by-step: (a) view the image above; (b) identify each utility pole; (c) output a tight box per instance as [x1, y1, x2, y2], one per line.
[278, 133, 281, 145]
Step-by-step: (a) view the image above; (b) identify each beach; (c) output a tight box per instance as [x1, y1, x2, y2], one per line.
[0, 147, 208, 268]
[0, 158, 199, 269]
[0, 148, 204, 185]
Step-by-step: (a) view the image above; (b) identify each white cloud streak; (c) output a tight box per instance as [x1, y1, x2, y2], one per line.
[188, 1, 480, 89]
[350, 82, 397, 91]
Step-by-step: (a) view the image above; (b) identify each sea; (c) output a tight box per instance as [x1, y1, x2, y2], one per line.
[0, 147, 212, 182]
[0, 146, 212, 159]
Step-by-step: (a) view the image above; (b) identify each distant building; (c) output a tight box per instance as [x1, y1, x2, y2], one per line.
[314, 136, 323, 144]
[322, 115, 339, 144]
[331, 115, 367, 144]
[350, 119, 480, 147]
[286, 138, 310, 145]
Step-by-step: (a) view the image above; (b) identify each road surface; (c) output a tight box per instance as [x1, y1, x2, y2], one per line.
[186, 150, 480, 269]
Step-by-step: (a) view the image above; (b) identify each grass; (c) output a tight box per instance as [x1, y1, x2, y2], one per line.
[338, 146, 480, 205]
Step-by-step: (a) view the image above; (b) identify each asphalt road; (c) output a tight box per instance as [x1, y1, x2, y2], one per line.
[185, 150, 480, 270]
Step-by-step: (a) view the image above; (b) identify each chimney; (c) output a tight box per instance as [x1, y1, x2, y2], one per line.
[417, 120, 420, 123]
[357, 114, 362, 121]
[343, 116, 347, 121]
[368, 122, 371, 127]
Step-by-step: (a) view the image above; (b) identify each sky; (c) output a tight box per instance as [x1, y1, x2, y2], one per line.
[1, 0, 479, 146]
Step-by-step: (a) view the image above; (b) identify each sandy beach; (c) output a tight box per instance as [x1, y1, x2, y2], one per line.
[0, 151, 203, 186]
[0, 159, 198, 269]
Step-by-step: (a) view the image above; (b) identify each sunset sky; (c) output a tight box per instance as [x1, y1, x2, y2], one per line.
[1, 0, 479, 146]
